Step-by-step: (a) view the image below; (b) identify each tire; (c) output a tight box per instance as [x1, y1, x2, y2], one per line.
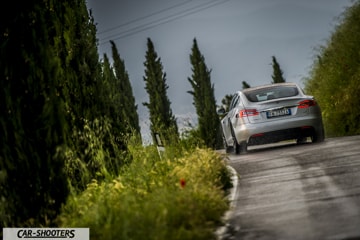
[233, 136, 241, 154]
[233, 139, 247, 155]
[231, 132, 247, 155]
[230, 123, 248, 155]
[223, 135, 233, 153]
[239, 141, 248, 154]
[229, 124, 240, 154]
[312, 126, 325, 143]
[297, 137, 307, 144]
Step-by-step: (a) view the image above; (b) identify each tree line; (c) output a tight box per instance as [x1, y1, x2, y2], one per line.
[1, 0, 358, 229]
[305, 1, 360, 137]
[0, 0, 221, 228]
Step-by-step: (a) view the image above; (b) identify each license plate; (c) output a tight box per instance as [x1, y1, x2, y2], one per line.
[266, 108, 291, 118]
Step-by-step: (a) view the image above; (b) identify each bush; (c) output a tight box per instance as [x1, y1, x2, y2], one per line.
[304, 1, 360, 136]
[58, 146, 231, 240]
[65, 117, 133, 191]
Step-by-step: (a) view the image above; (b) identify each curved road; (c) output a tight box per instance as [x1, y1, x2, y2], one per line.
[223, 135, 360, 240]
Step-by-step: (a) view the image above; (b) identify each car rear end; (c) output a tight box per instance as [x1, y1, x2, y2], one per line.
[232, 83, 324, 146]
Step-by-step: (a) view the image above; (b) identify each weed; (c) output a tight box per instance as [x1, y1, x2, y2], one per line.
[58, 145, 231, 240]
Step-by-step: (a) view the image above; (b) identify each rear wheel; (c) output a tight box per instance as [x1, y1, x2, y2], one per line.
[297, 137, 307, 144]
[239, 141, 248, 154]
[223, 135, 233, 153]
[233, 137, 241, 154]
[230, 124, 248, 155]
[312, 126, 325, 143]
[232, 136, 247, 155]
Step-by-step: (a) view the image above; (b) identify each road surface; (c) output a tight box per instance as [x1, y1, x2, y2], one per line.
[222, 135, 360, 240]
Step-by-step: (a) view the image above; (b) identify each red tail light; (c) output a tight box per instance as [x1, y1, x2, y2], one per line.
[239, 109, 259, 117]
[298, 100, 316, 109]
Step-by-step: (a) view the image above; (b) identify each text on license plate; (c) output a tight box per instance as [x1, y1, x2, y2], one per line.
[266, 108, 291, 118]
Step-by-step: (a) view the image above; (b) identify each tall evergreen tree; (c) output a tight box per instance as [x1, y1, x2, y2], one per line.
[188, 38, 221, 149]
[99, 54, 115, 120]
[100, 53, 128, 141]
[93, 54, 128, 176]
[61, 2, 102, 124]
[271, 56, 286, 84]
[58, 1, 122, 184]
[143, 38, 179, 146]
[110, 41, 141, 138]
[58, 2, 131, 183]
[0, 0, 70, 226]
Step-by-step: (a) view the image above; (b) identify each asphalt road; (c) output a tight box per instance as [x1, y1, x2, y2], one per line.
[222, 135, 360, 240]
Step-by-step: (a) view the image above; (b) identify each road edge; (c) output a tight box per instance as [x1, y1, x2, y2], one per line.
[215, 165, 240, 240]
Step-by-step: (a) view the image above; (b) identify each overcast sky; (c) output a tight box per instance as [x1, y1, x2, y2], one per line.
[86, 0, 353, 140]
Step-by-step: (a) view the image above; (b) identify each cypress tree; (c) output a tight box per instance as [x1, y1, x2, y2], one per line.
[60, 2, 101, 124]
[100, 53, 126, 140]
[99, 54, 115, 120]
[60, 2, 130, 182]
[110, 41, 141, 138]
[0, 0, 69, 226]
[271, 56, 286, 84]
[57, 1, 115, 185]
[188, 38, 221, 149]
[143, 38, 179, 146]
[95, 54, 128, 176]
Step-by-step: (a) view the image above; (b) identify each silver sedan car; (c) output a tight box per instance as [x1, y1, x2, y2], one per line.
[218, 83, 325, 154]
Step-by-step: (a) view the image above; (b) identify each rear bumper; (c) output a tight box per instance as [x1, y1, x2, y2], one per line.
[233, 115, 323, 146]
[247, 127, 315, 145]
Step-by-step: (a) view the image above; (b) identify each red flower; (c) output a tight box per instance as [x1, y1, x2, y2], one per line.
[180, 178, 186, 188]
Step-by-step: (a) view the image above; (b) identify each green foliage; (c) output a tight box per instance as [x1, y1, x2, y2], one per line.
[60, 1, 101, 124]
[65, 117, 131, 191]
[58, 145, 231, 240]
[221, 94, 235, 113]
[304, 1, 360, 136]
[180, 128, 206, 150]
[143, 38, 179, 145]
[0, 0, 69, 227]
[0, 0, 135, 229]
[271, 56, 286, 84]
[188, 38, 222, 149]
[110, 41, 141, 139]
[1, 0, 233, 234]
[56, 1, 132, 191]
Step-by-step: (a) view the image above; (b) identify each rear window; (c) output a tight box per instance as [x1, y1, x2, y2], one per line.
[244, 86, 299, 102]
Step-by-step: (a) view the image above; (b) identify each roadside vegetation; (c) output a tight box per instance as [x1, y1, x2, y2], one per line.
[2, 0, 359, 238]
[305, 1, 360, 137]
[0, 1, 231, 239]
[58, 141, 231, 240]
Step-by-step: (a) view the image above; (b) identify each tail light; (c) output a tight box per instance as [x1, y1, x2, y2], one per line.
[239, 109, 259, 118]
[298, 100, 316, 109]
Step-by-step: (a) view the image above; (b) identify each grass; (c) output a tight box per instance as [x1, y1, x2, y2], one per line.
[57, 143, 232, 240]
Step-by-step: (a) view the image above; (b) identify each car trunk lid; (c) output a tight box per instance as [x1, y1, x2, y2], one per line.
[242, 97, 311, 124]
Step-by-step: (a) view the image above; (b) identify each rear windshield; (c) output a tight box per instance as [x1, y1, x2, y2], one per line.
[244, 86, 299, 102]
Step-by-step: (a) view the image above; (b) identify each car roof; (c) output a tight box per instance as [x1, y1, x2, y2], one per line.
[241, 82, 298, 93]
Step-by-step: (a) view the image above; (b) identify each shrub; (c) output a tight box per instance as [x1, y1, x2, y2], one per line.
[58, 146, 231, 240]
[304, 1, 360, 136]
